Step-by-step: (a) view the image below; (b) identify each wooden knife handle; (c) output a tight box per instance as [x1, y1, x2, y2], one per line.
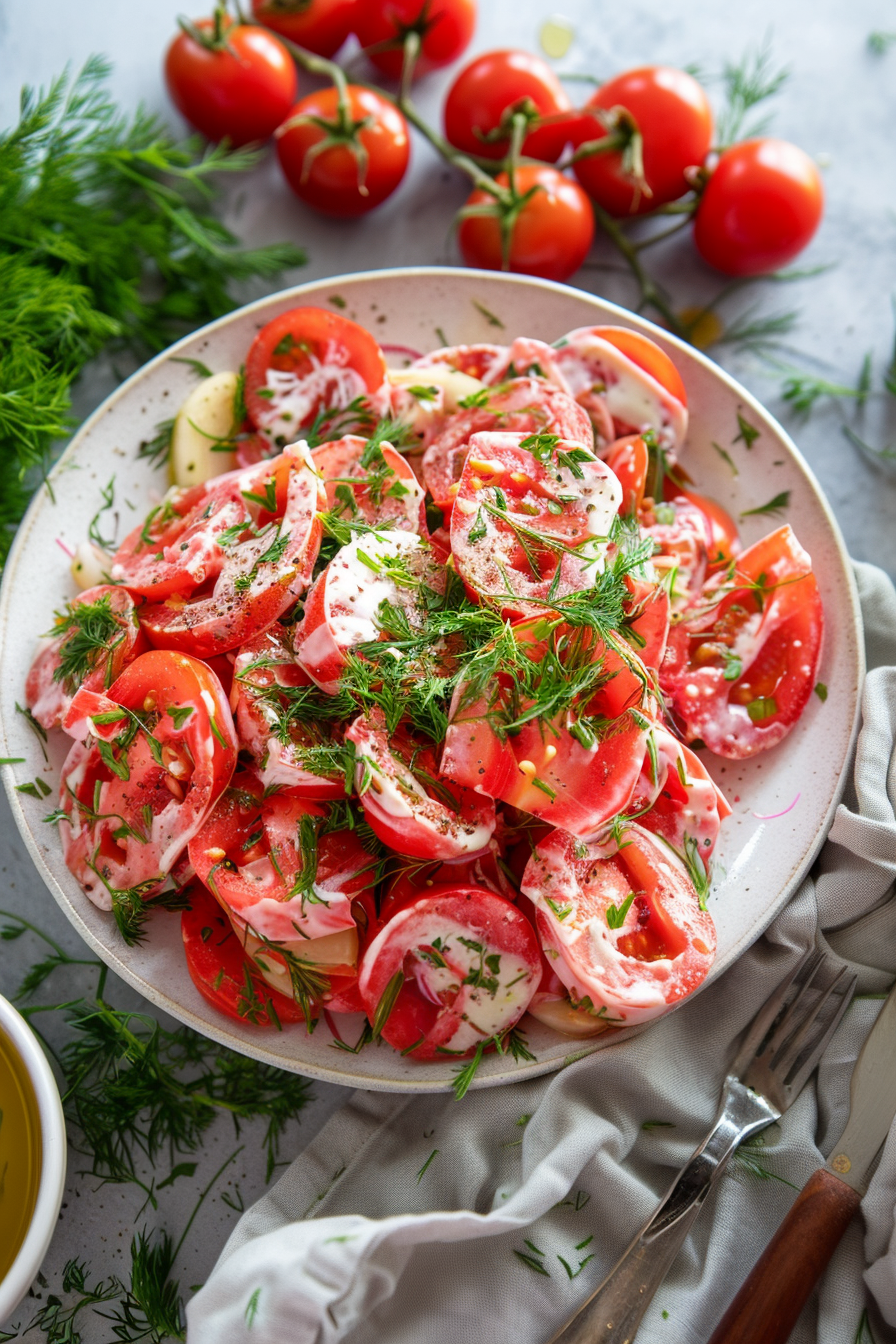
[707, 1167, 862, 1344]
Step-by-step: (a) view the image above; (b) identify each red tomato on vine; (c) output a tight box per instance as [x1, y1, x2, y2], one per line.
[250, 0, 357, 58]
[693, 138, 824, 276]
[354, 0, 476, 80]
[164, 11, 297, 145]
[276, 85, 410, 216]
[570, 65, 713, 217]
[444, 49, 573, 163]
[457, 165, 594, 282]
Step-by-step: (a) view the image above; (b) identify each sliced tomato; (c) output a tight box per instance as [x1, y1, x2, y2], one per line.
[26, 586, 146, 734]
[666, 482, 741, 572]
[182, 882, 305, 1027]
[670, 525, 823, 758]
[111, 480, 242, 599]
[188, 770, 370, 944]
[522, 823, 716, 1025]
[605, 434, 649, 515]
[379, 841, 517, 924]
[294, 532, 446, 694]
[413, 343, 509, 382]
[232, 623, 346, 798]
[421, 376, 594, 511]
[441, 620, 651, 838]
[358, 886, 542, 1060]
[629, 724, 730, 862]
[346, 710, 496, 860]
[642, 496, 713, 610]
[553, 326, 688, 455]
[59, 651, 238, 913]
[449, 431, 622, 618]
[311, 434, 426, 533]
[138, 443, 326, 657]
[484, 337, 575, 392]
[621, 575, 670, 673]
[245, 307, 389, 448]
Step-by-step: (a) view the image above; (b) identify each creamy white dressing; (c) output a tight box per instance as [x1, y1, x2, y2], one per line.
[256, 358, 368, 444]
[556, 333, 688, 452]
[324, 531, 422, 648]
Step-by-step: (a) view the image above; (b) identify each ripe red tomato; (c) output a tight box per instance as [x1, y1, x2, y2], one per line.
[182, 882, 306, 1026]
[444, 49, 573, 163]
[670, 525, 824, 757]
[693, 138, 824, 276]
[250, 0, 357, 57]
[276, 86, 410, 218]
[522, 825, 716, 1026]
[244, 307, 389, 445]
[449, 430, 622, 619]
[354, 0, 476, 80]
[311, 435, 426, 533]
[458, 166, 594, 283]
[59, 651, 238, 914]
[571, 65, 713, 217]
[358, 886, 541, 1060]
[164, 17, 297, 146]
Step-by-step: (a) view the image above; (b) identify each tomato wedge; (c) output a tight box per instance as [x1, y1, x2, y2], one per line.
[245, 306, 389, 448]
[629, 724, 730, 863]
[421, 376, 594, 511]
[346, 710, 497, 860]
[232, 623, 347, 799]
[295, 531, 446, 694]
[441, 620, 651, 838]
[553, 326, 688, 454]
[642, 496, 713, 610]
[182, 882, 305, 1027]
[522, 824, 716, 1026]
[26, 586, 146, 734]
[59, 651, 238, 917]
[358, 886, 541, 1060]
[670, 525, 823, 758]
[188, 771, 369, 944]
[138, 443, 326, 657]
[621, 575, 670, 673]
[450, 431, 622, 618]
[379, 841, 517, 924]
[605, 434, 649, 514]
[312, 434, 426, 534]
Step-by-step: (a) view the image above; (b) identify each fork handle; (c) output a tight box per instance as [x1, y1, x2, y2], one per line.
[548, 1079, 777, 1344]
[706, 1166, 862, 1344]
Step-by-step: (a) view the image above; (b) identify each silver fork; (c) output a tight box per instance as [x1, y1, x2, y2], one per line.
[549, 948, 857, 1344]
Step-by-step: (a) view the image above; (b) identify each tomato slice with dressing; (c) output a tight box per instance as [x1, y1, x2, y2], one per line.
[181, 882, 306, 1027]
[522, 824, 716, 1026]
[642, 496, 713, 610]
[231, 623, 347, 798]
[188, 770, 369, 944]
[138, 442, 326, 657]
[629, 724, 731, 862]
[312, 434, 426, 534]
[295, 531, 447, 694]
[379, 841, 517, 924]
[58, 650, 238, 918]
[26, 586, 146, 733]
[621, 575, 670, 673]
[605, 434, 649, 515]
[450, 431, 622, 618]
[245, 306, 389, 448]
[553, 326, 688, 455]
[671, 525, 823, 758]
[441, 620, 651, 838]
[421, 376, 594, 511]
[411, 343, 509, 382]
[358, 885, 542, 1060]
[346, 710, 497, 860]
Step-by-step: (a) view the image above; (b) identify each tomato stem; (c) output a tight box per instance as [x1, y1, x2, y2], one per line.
[588, 202, 687, 336]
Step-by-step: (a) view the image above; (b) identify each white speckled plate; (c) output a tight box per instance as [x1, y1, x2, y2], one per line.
[0, 268, 864, 1093]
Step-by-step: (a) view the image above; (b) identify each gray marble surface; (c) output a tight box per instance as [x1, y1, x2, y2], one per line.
[2, 0, 896, 1336]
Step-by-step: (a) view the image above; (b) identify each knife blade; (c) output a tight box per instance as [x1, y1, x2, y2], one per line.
[708, 978, 896, 1344]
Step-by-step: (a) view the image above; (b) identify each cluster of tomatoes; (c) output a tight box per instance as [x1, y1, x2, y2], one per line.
[163, 0, 824, 284]
[28, 306, 824, 1060]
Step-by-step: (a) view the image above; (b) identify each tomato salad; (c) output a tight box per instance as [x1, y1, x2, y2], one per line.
[29, 306, 824, 1078]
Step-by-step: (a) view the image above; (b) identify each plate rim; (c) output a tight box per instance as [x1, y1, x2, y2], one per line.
[0, 266, 866, 1093]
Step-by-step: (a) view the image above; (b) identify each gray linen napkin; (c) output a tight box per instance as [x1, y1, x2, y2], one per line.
[187, 560, 896, 1344]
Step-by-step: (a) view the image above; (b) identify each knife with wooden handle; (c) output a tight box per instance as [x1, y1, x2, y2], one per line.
[708, 979, 896, 1344]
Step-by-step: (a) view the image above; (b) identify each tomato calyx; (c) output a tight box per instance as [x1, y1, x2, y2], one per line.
[570, 105, 651, 209]
[177, 6, 240, 54]
[277, 98, 377, 195]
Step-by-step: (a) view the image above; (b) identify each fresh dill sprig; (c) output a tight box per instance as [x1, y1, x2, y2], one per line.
[48, 593, 126, 694]
[0, 55, 305, 563]
[715, 41, 790, 149]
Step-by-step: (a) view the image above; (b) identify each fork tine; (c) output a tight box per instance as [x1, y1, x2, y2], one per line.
[765, 953, 831, 1065]
[729, 948, 821, 1078]
[783, 970, 858, 1095]
[770, 965, 854, 1076]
